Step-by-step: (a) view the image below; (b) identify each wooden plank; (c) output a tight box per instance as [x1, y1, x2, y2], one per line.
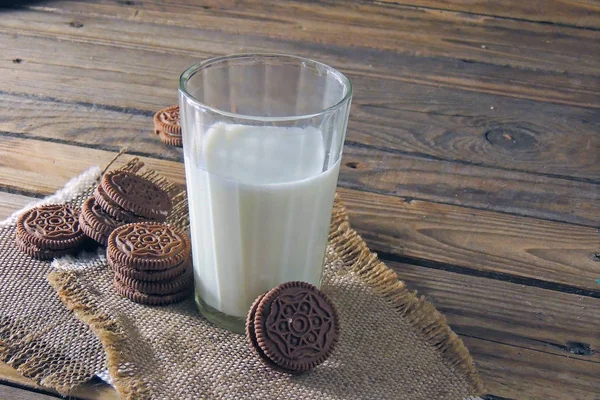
[340, 145, 599, 227]
[463, 337, 599, 400]
[0, 384, 58, 400]
[2, 125, 598, 227]
[1, 27, 599, 184]
[387, 261, 600, 399]
[27, 0, 600, 76]
[1, 78, 598, 185]
[0, 92, 181, 162]
[2, 6, 599, 109]
[0, 362, 118, 400]
[0, 137, 185, 196]
[0, 192, 35, 221]
[0, 136, 598, 291]
[339, 187, 600, 292]
[377, 0, 600, 29]
[390, 261, 600, 361]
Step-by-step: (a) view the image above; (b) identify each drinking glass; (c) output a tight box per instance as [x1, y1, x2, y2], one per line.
[179, 54, 352, 333]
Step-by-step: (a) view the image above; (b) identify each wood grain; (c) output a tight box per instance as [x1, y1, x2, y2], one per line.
[340, 145, 599, 227]
[340, 187, 600, 292]
[0, 384, 58, 400]
[2, 127, 598, 227]
[0, 92, 181, 161]
[378, 0, 600, 29]
[390, 261, 600, 360]
[2, 7, 599, 109]
[0, 192, 34, 221]
[27, 0, 600, 76]
[388, 261, 600, 399]
[1, 75, 598, 182]
[1, 35, 599, 226]
[0, 136, 185, 196]
[1, 136, 598, 291]
[464, 337, 599, 400]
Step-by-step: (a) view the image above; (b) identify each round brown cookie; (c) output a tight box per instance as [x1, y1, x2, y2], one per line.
[114, 267, 193, 295]
[153, 105, 181, 137]
[246, 293, 296, 374]
[107, 222, 190, 271]
[15, 234, 75, 261]
[253, 281, 340, 374]
[16, 204, 85, 250]
[113, 276, 192, 306]
[111, 259, 190, 281]
[79, 212, 109, 246]
[101, 171, 171, 220]
[158, 130, 183, 147]
[81, 196, 125, 236]
[93, 185, 146, 223]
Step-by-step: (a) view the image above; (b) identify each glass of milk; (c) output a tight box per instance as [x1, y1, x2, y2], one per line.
[179, 54, 352, 333]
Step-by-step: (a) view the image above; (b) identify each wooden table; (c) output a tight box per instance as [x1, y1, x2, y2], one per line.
[0, 1, 598, 399]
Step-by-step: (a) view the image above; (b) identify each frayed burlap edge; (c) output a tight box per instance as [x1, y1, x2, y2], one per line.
[328, 200, 485, 395]
[48, 269, 150, 399]
[47, 156, 189, 399]
[0, 166, 103, 394]
[49, 161, 485, 399]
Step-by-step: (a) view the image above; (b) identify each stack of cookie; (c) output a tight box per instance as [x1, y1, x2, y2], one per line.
[153, 105, 182, 147]
[79, 170, 172, 246]
[16, 204, 86, 260]
[107, 222, 193, 306]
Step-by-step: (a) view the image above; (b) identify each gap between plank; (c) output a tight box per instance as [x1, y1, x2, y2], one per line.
[2, 87, 599, 186]
[9, 10, 600, 111]
[0, 183, 45, 200]
[342, 182, 599, 230]
[368, 0, 600, 32]
[378, 251, 600, 299]
[0, 380, 64, 400]
[0, 90, 155, 118]
[458, 334, 599, 364]
[1, 129, 598, 230]
[0, 130, 180, 162]
[345, 140, 600, 185]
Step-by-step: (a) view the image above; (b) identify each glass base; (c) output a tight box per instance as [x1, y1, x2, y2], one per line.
[195, 294, 246, 334]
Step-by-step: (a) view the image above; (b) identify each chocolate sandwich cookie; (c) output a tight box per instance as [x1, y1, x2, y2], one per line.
[81, 196, 124, 236]
[248, 281, 340, 374]
[154, 105, 182, 147]
[110, 259, 190, 282]
[113, 275, 192, 306]
[114, 266, 192, 295]
[107, 222, 190, 271]
[247, 293, 296, 374]
[79, 196, 125, 246]
[79, 213, 109, 246]
[93, 185, 145, 223]
[16, 204, 85, 250]
[101, 170, 171, 221]
[158, 130, 183, 147]
[15, 235, 73, 261]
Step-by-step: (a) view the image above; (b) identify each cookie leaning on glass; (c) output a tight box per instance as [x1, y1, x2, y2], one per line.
[246, 281, 340, 374]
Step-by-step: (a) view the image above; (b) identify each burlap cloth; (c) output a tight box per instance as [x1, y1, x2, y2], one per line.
[1, 159, 485, 399]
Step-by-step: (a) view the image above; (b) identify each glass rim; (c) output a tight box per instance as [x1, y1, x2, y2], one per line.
[178, 53, 353, 122]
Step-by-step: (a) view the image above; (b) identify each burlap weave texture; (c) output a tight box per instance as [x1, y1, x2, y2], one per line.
[49, 163, 484, 399]
[1, 159, 484, 399]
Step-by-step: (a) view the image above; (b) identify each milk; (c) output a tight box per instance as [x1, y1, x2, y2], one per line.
[184, 123, 340, 318]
